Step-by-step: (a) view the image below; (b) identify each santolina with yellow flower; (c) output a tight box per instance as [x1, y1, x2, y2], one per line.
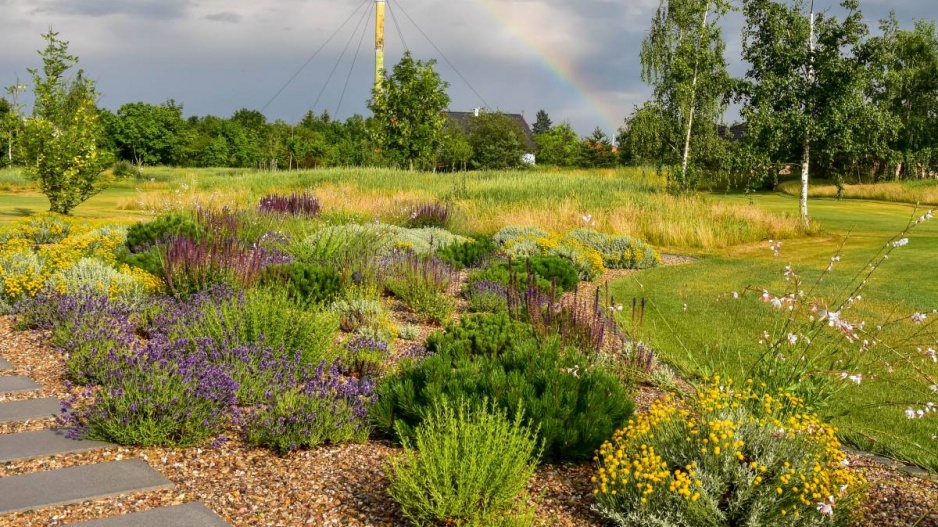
[592, 377, 866, 526]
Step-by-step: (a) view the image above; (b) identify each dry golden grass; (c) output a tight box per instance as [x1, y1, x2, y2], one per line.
[777, 179, 938, 206]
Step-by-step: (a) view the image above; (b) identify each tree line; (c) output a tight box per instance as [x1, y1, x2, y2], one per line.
[620, 0, 938, 223]
[0, 46, 619, 178]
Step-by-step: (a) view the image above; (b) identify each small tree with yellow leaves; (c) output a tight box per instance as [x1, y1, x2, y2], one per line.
[21, 30, 112, 215]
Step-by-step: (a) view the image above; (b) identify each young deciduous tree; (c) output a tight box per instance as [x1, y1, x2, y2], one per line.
[20, 31, 111, 214]
[533, 122, 581, 167]
[368, 52, 450, 170]
[466, 111, 528, 170]
[740, 0, 869, 226]
[641, 0, 732, 191]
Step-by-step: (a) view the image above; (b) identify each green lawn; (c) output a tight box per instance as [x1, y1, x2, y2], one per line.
[610, 193, 938, 469]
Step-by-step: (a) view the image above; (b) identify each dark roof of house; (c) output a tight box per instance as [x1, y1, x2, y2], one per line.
[717, 122, 747, 142]
[446, 111, 536, 151]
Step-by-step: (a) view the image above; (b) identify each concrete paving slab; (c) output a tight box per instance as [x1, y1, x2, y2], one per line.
[0, 357, 11, 371]
[0, 459, 173, 514]
[0, 429, 113, 463]
[0, 375, 40, 395]
[0, 397, 61, 424]
[68, 502, 230, 526]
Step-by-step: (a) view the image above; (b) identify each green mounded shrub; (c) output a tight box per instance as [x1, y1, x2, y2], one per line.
[373, 334, 634, 463]
[501, 255, 579, 293]
[383, 254, 455, 325]
[124, 212, 203, 252]
[592, 378, 867, 527]
[386, 400, 540, 527]
[425, 312, 534, 358]
[435, 235, 498, 269]
[466, 264, 552, 296]
[172, 287, 340, 367]
[259, 262, 342, 303]
[565, 228, 660, 270]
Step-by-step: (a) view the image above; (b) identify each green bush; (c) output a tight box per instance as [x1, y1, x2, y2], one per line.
[425, 312, 534, 358]
[172, 287, 340, 367]
[466, 264, 552, 296]
[383, 254, 455, 325]
[116, 246, 164, 277]
[592, 379, 867, 527]
[435, 236, 498, 269]
[501, 255, 579, 293]
[125, 212, 203, 252]
[260, 262, 342, 303]
[373, 335, 634, 463]
[386, 400, 540, 527]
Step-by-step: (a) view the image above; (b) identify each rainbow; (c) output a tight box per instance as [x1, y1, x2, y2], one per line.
[472, 0, 622, 135]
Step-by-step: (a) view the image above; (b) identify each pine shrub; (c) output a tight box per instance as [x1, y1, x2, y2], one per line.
[373, 335, 634, 463]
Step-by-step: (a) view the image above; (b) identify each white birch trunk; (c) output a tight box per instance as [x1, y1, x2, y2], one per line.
[680, 2, 711, 180]
[801, 4, 816, 228]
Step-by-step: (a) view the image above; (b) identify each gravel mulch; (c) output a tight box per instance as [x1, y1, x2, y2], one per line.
[2, 308, 937, 526]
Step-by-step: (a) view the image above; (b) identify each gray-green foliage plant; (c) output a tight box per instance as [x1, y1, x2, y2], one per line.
[386, 400, 541, 527]
[20, 31, 112, 215]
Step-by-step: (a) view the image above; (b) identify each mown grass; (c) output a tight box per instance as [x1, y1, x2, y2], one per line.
[609, 193, 938, 469]
[777, 178, 938, 206]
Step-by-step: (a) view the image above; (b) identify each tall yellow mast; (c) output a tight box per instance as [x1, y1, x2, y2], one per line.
[375, 0, 386, 91]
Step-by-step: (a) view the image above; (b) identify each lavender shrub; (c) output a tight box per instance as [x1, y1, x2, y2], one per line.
[61, 336, 239, 447]
[240, 361, 375, 453]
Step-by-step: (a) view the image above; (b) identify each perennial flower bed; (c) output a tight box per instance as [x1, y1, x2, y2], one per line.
[0, 199, 915, 526]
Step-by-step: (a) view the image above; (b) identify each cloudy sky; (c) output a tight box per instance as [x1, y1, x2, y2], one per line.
[1, 0, 935, 137]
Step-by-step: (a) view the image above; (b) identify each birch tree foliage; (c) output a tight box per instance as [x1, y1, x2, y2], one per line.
[640, 0, 732, 192]
[739, 0, 869, 226]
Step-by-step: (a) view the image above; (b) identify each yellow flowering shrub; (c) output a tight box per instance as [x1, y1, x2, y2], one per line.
[592, 378, 866, 527]
[0, 216, 158, 305]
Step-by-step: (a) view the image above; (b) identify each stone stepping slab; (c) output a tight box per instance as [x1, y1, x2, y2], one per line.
[0, 375, 40, 395]
[67, 502, 230, 526]
[0, 357, 11, 371]
[0, 459, 172, 514]
[0, 397, 61, 424]
[0, 429, 113, 463]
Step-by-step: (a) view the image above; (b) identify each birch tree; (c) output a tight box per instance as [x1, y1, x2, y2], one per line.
[640, 0, 732, 192]
[740, 0, 869, 226]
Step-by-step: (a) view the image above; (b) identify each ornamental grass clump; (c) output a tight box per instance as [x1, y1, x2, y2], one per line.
[386, 400, 541, 527]
[258, 191, 322, 218]
[240, 361, 375, 453]
[154, 286, 341, 369]
[592, 377, 866, 527]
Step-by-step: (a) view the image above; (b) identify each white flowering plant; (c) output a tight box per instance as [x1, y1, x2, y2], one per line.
[739, 209, 936, 449]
